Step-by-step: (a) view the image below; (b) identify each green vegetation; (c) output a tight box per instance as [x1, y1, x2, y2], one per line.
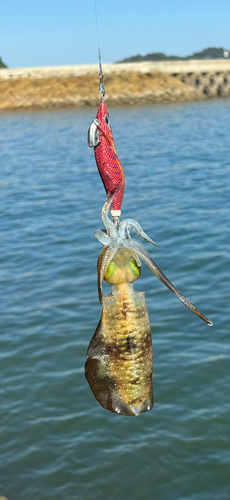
[0, 56, 7, 68]
[187, 47, 230, 59]
[117, 47, 230, 64]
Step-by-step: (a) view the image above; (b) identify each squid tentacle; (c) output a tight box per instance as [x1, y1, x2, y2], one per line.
[97, 246, 111, 304]
[102, 197, 117, 239]
[128, 239, 213, 326]
[120, 218, 159, 247]
[97, 246, 118, 303]
[102, 187, 121, 238]
[124, 242, 142, 267]
[94, 229, 112, 246]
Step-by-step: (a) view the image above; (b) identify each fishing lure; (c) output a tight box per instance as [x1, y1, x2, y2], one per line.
[87, 28, 125, 217]
[85, 195, 213, 416]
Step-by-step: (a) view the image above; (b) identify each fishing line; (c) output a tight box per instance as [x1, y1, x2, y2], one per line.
[94, 1, 105, 98]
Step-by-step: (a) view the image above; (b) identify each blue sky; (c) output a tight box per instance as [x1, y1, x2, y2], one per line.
[1, 0, 230, 68]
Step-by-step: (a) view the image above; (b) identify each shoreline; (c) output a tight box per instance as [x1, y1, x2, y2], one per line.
[0, 61, 229, 111]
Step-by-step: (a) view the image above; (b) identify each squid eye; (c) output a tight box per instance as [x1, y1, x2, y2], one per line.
[129, 258, 140, 277]
[105, 114, 110, 125]
[104, 261, 115, 280]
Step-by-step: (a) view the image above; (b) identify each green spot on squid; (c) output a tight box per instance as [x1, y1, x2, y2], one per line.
[105, 261, 115, 280]
[129, 258, 140, 277]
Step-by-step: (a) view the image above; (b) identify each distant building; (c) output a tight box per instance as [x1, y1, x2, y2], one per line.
[223, 50, 229, 58]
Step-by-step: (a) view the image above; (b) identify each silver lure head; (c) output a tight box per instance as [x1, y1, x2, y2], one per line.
[87, 119, 100, 148]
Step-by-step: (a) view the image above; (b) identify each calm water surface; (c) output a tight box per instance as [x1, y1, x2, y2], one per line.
[0, 99, 229, 500]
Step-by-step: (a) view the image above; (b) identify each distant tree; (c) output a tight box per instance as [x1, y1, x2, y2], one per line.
[116, 47, 230, 64]
[186, 47, 228, 59]
[0, 56, 7, 68]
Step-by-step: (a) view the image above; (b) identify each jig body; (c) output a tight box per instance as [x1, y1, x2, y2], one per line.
[87, 5, 125, 217]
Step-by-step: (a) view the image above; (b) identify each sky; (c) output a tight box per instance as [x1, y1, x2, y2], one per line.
[1, 0, 230, 68]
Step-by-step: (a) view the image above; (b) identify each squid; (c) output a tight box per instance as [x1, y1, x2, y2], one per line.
[85, 195, 213, 416]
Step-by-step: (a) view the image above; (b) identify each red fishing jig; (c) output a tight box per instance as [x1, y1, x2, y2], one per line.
[88, 47, 125, 218]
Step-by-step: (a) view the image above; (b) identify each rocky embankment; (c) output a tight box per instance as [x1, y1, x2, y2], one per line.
[0, 62, 214, 111]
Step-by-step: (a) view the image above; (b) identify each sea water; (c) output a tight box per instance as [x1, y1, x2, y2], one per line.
[0, 99, 229, 500]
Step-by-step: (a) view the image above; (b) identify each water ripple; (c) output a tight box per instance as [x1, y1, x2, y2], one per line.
[0, 102, 229, 500]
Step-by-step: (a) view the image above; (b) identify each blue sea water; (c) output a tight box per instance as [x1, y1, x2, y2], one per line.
[0, 99, 229, 500]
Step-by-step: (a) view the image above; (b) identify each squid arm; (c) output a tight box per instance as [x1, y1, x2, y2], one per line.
[128, 239, 213, 326]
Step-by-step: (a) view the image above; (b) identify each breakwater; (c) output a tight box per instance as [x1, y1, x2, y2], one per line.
[0, 60, 230, 110]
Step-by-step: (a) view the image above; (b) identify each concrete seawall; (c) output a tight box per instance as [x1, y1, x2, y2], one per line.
[0, 60, 230, 111]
